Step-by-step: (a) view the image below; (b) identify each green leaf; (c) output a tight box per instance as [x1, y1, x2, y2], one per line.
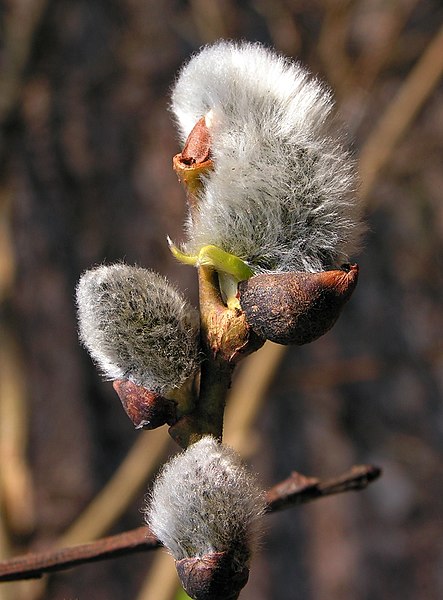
[168, 238, 254, 282]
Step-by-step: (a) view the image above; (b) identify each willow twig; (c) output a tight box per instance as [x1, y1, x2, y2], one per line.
[265, 464, 381, 513]
[168, 130, 262, 448]
[0, 528, 160, 583]
[0, 464, 381, 583]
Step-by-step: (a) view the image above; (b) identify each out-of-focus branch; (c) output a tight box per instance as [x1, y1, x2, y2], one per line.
[353, 0, 420, 91]
[224, 341, 286, 455]
[135, 552, 180, 600]
[0, 195, 34, 532]
[59, 428, 170, 547]
[0, 331, 35, 536]
[0, 463, 381, 583]
[359, 24, 443, 203]
[0, 0, 48, 126]
[317, 0, 354, 100]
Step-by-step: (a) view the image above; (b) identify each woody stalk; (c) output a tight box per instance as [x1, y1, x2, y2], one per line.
[168, 113, 264, 448]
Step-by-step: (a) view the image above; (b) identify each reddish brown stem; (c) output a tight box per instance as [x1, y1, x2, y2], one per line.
[265, 464, 381, 512]
[0, 527, 160, 582]
[0, 464, 381, 582]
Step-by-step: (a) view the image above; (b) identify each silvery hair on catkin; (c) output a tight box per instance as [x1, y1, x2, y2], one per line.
[172, 41, 364, 273]
[147, 436, 265, 568]
[76, 264, 200, 394]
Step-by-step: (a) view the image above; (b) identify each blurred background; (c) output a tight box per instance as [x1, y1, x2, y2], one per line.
[0, 1, 442, 599]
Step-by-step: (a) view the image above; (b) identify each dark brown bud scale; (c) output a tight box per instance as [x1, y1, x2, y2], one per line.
[238, 264, 359, 345]
[112, 379, 177, 430]
[176, 551, 249, 600]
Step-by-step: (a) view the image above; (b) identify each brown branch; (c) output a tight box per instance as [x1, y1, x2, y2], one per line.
[265, 464, 382, 513]
[168, 265, 236, 447]
[0, 464, 381, 583]
[0, 528, 160, 582]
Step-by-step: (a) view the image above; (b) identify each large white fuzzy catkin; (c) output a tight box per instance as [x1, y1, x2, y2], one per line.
[172, 41, 364, 273]
[76, 264, 200, 394]
[147, 436, 265, 568]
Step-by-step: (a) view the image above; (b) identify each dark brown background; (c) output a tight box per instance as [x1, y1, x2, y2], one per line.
[0, 1, 442, 599]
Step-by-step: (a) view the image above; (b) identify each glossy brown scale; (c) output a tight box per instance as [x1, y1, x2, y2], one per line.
[238, 264, 359, 345]
[112, 379, 177, 429]
[176, 551, 250, 600]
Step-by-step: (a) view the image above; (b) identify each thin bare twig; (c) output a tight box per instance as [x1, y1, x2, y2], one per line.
[0, 528, 160, 583]
[0, 464, 381, 583]
[266, 465, 381, 513]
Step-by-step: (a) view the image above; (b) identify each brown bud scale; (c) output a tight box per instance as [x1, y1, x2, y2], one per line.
[112, 379, 177, 430]
[176, 551, 249, 600]
[238, 264, 359, 345]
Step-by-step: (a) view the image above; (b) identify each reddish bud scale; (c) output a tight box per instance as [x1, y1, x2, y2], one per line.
[112, 379, 177, 430]
[173, 116, 214, 203]
[181, 116, 212, 165]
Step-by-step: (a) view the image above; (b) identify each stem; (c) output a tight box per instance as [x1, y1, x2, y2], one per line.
[0, 464, 381, 582]
[169, 266, 234, 447]
[194, 266, 235, 438]
[0, 527, 159, 582]
[169, 145, 263, 448]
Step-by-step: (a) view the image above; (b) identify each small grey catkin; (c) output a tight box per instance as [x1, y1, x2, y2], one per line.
[76, 264, 200, 394]
[147, 436, 265, 569]
[172, 41, 364, 273]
